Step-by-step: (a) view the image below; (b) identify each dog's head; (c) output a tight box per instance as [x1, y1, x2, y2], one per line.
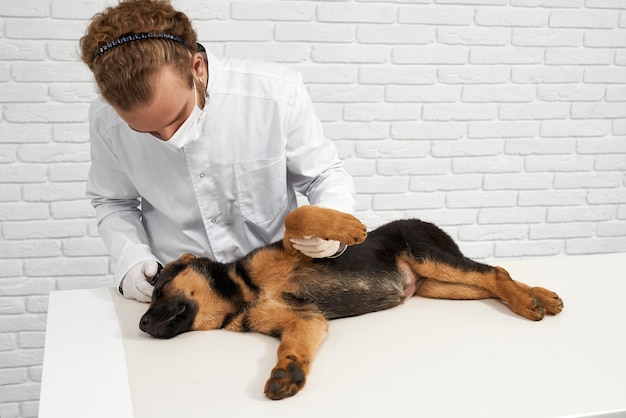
[139, 253, 242, 339]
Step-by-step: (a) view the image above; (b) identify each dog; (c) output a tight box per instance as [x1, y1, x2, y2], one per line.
[139, 206, 563, 400]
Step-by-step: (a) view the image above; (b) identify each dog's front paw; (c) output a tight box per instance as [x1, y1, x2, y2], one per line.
[264, 356, 306, 400]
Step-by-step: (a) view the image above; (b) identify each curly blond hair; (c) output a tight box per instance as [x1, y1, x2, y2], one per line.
[80, 0, 198, 111]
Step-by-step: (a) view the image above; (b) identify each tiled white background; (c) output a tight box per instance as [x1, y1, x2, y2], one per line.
[1, 0, 625, 416]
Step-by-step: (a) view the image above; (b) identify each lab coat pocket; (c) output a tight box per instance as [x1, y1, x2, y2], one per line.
[234, 155, 288, 224]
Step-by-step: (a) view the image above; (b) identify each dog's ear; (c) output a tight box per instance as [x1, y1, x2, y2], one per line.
[180, 253, 197, 263]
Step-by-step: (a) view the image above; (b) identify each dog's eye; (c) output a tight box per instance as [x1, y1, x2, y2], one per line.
[190, 291, 195, 297]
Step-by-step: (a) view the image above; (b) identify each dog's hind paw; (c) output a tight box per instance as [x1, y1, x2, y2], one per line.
[530, 287, 564, 315]
[264, 356, 306, 400]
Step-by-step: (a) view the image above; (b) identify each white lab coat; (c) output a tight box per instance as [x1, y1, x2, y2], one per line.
[86, 52, 355, 287]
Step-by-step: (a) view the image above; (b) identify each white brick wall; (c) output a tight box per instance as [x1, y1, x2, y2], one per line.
[1, 0, 625, 416]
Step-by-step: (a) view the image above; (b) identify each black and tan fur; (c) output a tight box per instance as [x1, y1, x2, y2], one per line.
[140, 206, 563, 400]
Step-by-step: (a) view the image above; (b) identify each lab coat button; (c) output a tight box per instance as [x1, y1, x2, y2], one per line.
[211, 219, 216, 223]
[199, 173, 205, 178]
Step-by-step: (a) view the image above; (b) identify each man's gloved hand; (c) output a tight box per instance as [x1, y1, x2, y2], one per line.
[290, 235, 346, 258]
[120, 260, 160, 303]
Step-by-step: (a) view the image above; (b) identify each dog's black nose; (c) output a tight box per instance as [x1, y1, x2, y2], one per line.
[139, 313, 151, 332]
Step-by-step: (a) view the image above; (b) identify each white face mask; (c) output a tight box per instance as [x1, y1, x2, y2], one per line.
[163, 80, 206, 149]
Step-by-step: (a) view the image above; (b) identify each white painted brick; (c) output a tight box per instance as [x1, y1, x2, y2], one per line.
[11, 62, 91, 83]
[49, 0, 108, 18]
[0, 261, 22, 278]
[0, 298, 26, 315]
[530, 223, 596, 239]
[231, 2, 314, 21]
[312, 103, 344, 122]
[359, 66, 436, 85]
[0, 382, 41, 402]
[446, 191, 518, 208]
[544, 48, 614, 65]
[0, 123, 51, 144]
[587, 189, 626, 205]
[353, 176, 409, 194]
[0, 165, 46, 183]
[50, 199, 94, 219]
[393, 45, 468, 65]
[437, 27, 510, 46]
[344, 103, 421, 122]
[597, 221, 626, 237]
[0, 369, 28, 386]
[317, 3, 396, 23]
[49, 83, 96, 103]
[470, 47, 543, 65]
[17, 143, 89, 163]
[483, 173, 553, 190]
[571, 103, 626, 119]
[23, 257, 108, 277]
[323, 122, 389, 140]
[478, 207, 546, 224]
[398, 7, 475, 26]
[275, 23, 354, 43]
[495, 240, 563, 257]
[512, 67, 582, 83]
[585, 30, 626, 48]
[540, 120, 610, 137]
[431, 139, 503, 157]
[0, 241, 61, 259]
[462, 85, 535, 103]
[0, 84, 48, 103]
[511, 0, 583, 6]
[468, 121, 540, 138]
[25, 297, 48, 314]
[0, 333, 18, 351]
[0, 186, 21, 202]
[423, 103, 497, 121]
[452, 156, 525, 174]
[474, 9, 548, 27]
[547, 205, 614, 222]
[518, 190, 587, 206]
[612, 120, 626, 135]
[312, 44, 389, 64]
[409, 209, 478, 226]
[48, 163, 89, 181]
[550, 10, 618, 28]
[501, 103, 571, 120]
[537, 84, 606, 102]
[343, 159, 376, 177]
[308, 84, 383, 103]
[438, 67, 511, 84]
[584, 67, 626, 83]
[410, 174, 483, 192]
[0, 203, 49, 221]
[5, 103, 90, 123]
[0, 314, 46, 333]
[505, 138, 575, 155]
[1, 0, 48, 17]
[566, 236, 626, 254]
[373, 193, 445, 210]
[386, 85, 461, 103]
[525, 155, 595, 172]
[22, 183, 86, 202]
[392, 121, 466, 140]
[356, 140, 430, 159]
[377, 158, 450, 176]
[2, 220, 85, 240]
[47, 40, 86, 61]
[62, 237, 108, 257]
[594, 155, 626, 171]
[459, 224, 528, 241]
[357, 25, 434, 44]
[577, 137, 626, 154]
[606, 86, 626, 102]
[512, 29, 583, 47]
[196, 21, 273, 41]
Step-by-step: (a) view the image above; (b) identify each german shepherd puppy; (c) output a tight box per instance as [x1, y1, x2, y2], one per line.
[140, 206, 563, 400]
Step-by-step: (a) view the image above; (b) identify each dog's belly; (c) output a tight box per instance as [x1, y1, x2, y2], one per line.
[289, 267, 413, 320]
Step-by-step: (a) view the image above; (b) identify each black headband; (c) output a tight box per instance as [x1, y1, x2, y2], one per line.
[92, 32, 187, 58]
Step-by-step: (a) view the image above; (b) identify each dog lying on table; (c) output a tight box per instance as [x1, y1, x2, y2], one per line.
[139, 206, 563, 400]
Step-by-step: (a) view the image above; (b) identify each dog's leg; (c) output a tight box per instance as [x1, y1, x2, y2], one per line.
[245, 302, 329, 400]
[416, 279, 495, 300]
[283, 206, 367, 255]
[400, 255, 563, 320]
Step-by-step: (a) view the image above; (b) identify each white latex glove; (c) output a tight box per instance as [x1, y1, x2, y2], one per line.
[120, 260, 159, 303]
[290, 235, 343, 258]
